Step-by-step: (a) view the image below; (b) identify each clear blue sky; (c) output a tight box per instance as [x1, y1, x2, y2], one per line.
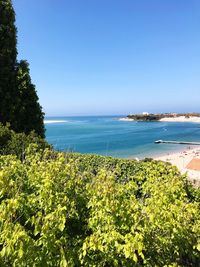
[13, 0, 200, 116]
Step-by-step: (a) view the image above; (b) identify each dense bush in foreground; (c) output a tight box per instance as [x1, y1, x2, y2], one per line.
[0, 147, 200, 266]
[0, 123, 50, 159]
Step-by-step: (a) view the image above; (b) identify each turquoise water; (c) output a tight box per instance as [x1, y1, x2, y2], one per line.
[45, 116, 200, 159]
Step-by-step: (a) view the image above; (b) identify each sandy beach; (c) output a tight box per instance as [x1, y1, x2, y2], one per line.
[119, 116, 200, 123]
[118, 118, 135, 121]
[155, 146, 200, 186]
[159, 116, 200, 123]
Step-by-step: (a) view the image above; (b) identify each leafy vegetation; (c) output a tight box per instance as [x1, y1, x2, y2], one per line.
[0, 146, 199, 266]
[0, 123, 50, 160]
[15, 60, 45, 137]
[0, 0, 45, 137]
[0, 0, 17, 125]
[0, 1, 200, 266]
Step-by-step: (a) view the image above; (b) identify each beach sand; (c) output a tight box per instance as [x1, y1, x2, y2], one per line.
[155, 146, 200, 186]
[118, 118, 135, 121]
[119, 116, 200, 123]
[159, 116, 200, 123]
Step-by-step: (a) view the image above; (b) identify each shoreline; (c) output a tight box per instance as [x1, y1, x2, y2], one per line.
[118, 117, 135, 121]
[119, 116, 200, 123]
[44, 120, 68, 124]
[154, 146, 200, 185]
[159, 116, 200, 123]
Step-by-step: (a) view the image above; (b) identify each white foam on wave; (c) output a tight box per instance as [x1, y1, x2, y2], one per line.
[44, 120, 68, 124]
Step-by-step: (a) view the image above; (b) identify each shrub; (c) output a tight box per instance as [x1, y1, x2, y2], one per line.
[0, 149, 199, 266]
[0, 123, 50, 159]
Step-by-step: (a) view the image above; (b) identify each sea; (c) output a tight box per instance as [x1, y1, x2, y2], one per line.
[45, 116, 200, 159]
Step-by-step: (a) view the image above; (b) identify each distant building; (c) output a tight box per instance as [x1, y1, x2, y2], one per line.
[171, 113, 177, 117]
[142, 112, 149, 115]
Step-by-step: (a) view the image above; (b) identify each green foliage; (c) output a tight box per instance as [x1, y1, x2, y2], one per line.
[0, 0, 17, 125]
[0, 123, 12, 149]
[0, 149, 199, 266]
[0, 0, 45, 137]
[0, 123, 50, 159]
[15, 60, 45, 137]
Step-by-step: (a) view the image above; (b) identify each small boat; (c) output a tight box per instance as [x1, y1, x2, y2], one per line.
[154, 140, 163, 144]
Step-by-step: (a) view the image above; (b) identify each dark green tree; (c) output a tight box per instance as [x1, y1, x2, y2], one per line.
[15, 60, 45, 137]
[0, 0, 17, 124]
[0, 0, 45, 137]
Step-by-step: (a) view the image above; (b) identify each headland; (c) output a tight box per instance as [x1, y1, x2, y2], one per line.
[120, 112, 200, 123]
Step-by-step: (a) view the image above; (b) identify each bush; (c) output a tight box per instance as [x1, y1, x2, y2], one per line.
[0, 123, 50, 159]
[0, 148, 199, 266]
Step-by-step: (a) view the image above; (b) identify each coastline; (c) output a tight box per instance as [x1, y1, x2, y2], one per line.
[119, 116, 200, 123]
[154, 146, 200, 185]
[45, 116, 200, 166]
[118, 117, 135, 121]
[159, 116, 200, 123]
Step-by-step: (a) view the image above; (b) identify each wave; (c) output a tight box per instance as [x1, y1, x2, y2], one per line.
[44, 120, 68, 124]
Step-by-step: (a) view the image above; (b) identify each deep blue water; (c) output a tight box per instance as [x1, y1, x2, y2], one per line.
[45, 116, 200, 159]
